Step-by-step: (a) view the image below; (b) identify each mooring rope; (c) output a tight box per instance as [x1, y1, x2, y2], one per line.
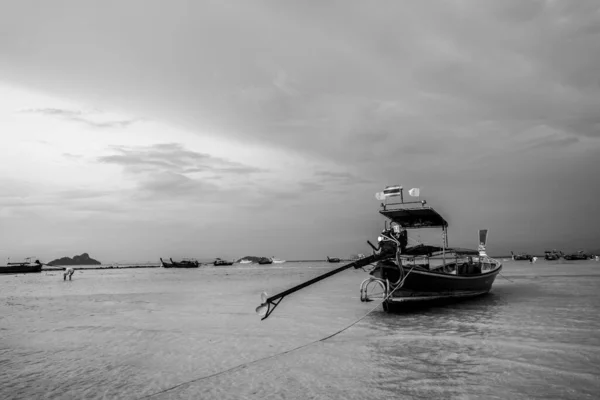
[137, 265, 415, 399]
[498, 272, 515, 283]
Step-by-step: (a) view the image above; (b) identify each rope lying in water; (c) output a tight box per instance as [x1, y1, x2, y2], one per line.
[499, 272, 515, 283]
[138, 265, 415, 399]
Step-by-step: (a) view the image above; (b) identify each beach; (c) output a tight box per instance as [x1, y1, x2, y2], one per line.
[1, 259, 599, 399]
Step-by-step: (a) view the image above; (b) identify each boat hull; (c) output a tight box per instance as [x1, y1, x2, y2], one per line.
[384, 264, 502, 309]
[165, 263, 199, 268]
[161, 258, 199, 268]
[0, 265, 43, 274]
[563, 255, 588, 260]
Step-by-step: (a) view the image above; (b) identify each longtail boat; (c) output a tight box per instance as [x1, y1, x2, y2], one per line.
[1, 257, 44, 274]
[256, 186, 502, 319]
[544, 250, 562, 260]
[511, 251, 534, 261]
[563, 251, 591, 260]
[326, 256, 341, 263]
[214, 258, 234, 266]
[160, 258, 200, 268]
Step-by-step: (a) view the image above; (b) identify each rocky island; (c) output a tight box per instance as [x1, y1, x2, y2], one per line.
[47, 253, 101, 266]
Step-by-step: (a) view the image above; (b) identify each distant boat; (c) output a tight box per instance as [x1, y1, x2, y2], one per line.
[563, 251, 591, 261]
[511, 251, 534, 261]
[160, 258, 200, 268]
[238, 259, 253, 264]
[544, 250, 562, 260]
[213, 258, 234, 266]
[327, 256, 341, 263]
[1, 257, 44, 274]
[271, 257, 286, 264]
[257, 257, 273, 265]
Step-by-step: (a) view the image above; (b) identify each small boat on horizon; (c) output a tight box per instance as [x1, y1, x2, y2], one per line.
[544, 250, 562, 260]
[257, 257, 273, 265]
[511, 251, 534, 261]
[214, 258, 234, 266]
[0, 257, 44, 274]
[327, 256, 341, 263]
[160, 258, 200, 268]
[563, 250, 592, 260]
[271, 257, 286, 264]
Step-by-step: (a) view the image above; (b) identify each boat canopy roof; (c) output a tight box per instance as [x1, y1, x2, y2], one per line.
[379, 206, 448, 229]
[404, 244, 479, 257]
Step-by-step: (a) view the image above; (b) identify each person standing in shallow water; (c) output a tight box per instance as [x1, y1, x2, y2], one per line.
[63, 267, 74, 281]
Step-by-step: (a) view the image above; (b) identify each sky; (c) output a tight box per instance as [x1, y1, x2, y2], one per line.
[1, 0, 599, 263]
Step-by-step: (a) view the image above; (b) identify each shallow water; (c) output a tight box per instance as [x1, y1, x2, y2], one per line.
[1, 259, 599, 399]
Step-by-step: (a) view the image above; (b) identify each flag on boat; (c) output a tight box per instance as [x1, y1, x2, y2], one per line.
[479, 229, 488, 246]
[478, 229, 488, 257]
[408, 188, 420, 197]
[383, 185, 402, 197]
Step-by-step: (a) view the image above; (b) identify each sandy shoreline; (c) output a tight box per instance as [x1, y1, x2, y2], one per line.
[42, 265, 160, 271]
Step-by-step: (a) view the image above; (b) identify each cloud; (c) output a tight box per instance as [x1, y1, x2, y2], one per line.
[4, 0, 600, 160]
[97, 143, 266, 202]
[314, 170, 371, 185]
[18, 107, 139, 129]
[98, 143, 265, 175]
[0, 185, 127, 217]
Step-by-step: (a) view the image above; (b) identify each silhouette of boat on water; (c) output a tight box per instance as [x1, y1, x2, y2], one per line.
[160, 258, 200, 268]
[257, 257, 273, 265]
[213, 258, 234, 266]
[0, 257, 44, 274]
[327, 256, 341, 263]
[511, 251, 534, 261]
[257, 185, 503, 320]
[563, 250, 592, 260]
[544, 250, 562, 260]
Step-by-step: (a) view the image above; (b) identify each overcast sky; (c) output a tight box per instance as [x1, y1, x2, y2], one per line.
[1, 0, 599, 262]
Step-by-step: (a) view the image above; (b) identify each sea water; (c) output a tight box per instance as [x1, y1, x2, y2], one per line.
[1, 260, 599, 399]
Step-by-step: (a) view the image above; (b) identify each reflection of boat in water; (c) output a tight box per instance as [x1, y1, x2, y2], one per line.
[1, 257, 44, 274]
[327, 256, 341, 263]
[256, 186, 502, 320]
[511, 251, 533, 261]
[214, 258, 234, 266]
[160, 258, 200, 268]
[563, 251, 591, 261]
[544, 250, 562, 260]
